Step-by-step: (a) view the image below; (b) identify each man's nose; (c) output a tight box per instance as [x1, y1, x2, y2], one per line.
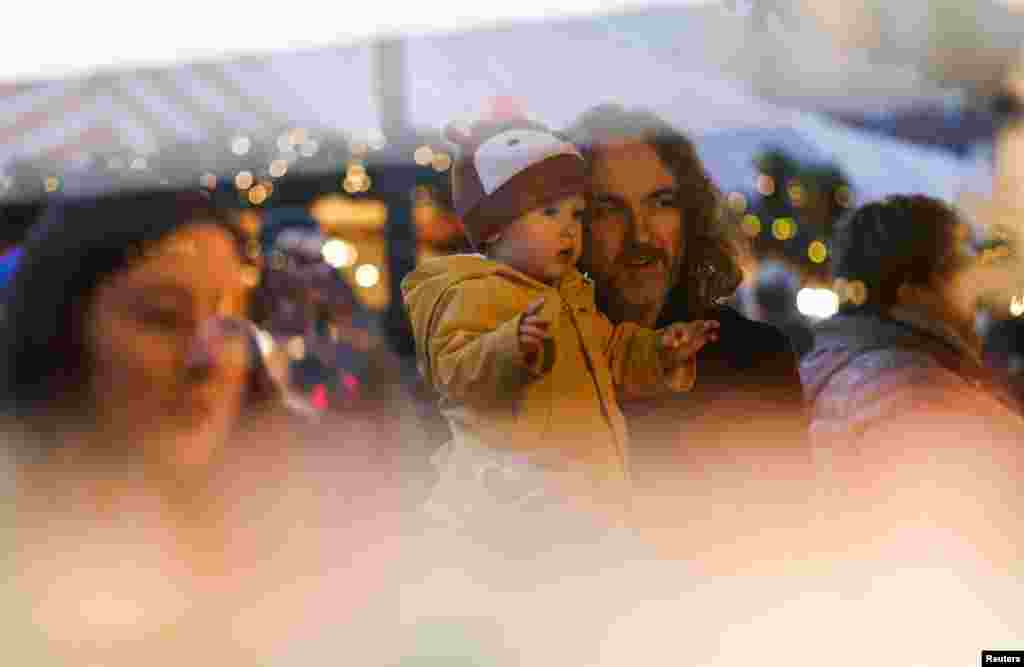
[625, 207, 653, 244]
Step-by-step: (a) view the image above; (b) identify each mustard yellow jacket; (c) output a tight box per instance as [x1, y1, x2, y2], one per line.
[402, 255, 681, 501]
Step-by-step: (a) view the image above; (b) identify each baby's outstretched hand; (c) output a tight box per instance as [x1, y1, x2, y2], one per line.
[518, 298, 551, 367]
[659, 319, 719, 364]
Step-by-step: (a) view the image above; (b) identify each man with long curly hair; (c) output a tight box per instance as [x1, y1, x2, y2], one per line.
[566, 105, 813, 568]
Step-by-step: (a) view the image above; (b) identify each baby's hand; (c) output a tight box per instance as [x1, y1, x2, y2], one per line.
[518, 298, 551, 367]
[659, 320, 719, 364]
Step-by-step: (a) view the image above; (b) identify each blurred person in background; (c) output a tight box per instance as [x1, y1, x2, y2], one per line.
[256, 209, 405, 415]
[566, 104, 812, 571]
[747, 260, 814, 358]
[0, 188, 403, 666]
[800, 194, 1022, 566]
[984, 315, 1024, 412]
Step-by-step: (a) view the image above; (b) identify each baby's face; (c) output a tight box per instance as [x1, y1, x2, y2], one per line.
[490, 194, 584, 285]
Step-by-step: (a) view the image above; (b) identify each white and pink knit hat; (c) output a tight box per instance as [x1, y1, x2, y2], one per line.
[444, 105, 585, 248]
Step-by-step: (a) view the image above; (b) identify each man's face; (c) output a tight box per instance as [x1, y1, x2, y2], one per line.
[582, 141, 684, 326]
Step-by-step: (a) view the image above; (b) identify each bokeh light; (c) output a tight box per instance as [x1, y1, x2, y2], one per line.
[269, 160, 288, 179]
[414, 145, 435, 166]
[235, 171, 254, 190]
[1011, 295, 1024, 317]
[286, 336, 306, 361]
[231, 136, 251, 156]
[772, 217, 796, 240]
[797, 287, 839, 319]
[355, 264, 380, 288]
[322, 238, 358, 268]
[808, 240, 828, 263]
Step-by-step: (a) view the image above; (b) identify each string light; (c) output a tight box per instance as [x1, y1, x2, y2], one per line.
[808, 240, 828, 263]
[269, 160, 288, 179]
[231, 136, 251, 156]
[414, 146, 435, 166]
[321, 239, 358, 268]
[235, 171, 254, 190]
[796, 288, 839, 319]
[355, 264, 380, 288]
[772, 217, 796, 240]
[1011, 295, 1024, 317]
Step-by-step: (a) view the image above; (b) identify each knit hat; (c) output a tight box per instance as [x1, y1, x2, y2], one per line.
[444, 116, 586, 249]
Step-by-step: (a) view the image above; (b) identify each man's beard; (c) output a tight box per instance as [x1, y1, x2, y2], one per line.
[594, 243, 679, 326]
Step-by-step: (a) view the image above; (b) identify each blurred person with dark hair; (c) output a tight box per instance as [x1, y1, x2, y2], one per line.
[566, 104, 811, 571]
[748, 260, 814, 358]
[0, 187, 403, 666]
[801, 194, 1022, 566]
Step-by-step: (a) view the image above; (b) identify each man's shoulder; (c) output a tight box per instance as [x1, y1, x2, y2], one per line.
[707, 305, 795, 362]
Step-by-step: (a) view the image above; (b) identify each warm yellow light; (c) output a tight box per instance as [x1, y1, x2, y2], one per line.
[355, 264, 380, 288]
[259, 180, 274, 197]
[269, 160, 288, 179]
[756, 174, 775, 196]
[431, 152, 452, 172]
[311, 195, 387, 231]
[231, 136, 251, 156]
[322, 238, 358, 268]
[248, 184, 268, 205]
[848, 280, 868, 306]
[808, 240, 828, 263]
[346, 162, 367, 179]
[741, 214, 762, 237]
[44, 176, 60, 193]
[235, 171, 254, 190]
[414, 145, 435, 166]
[772, 217, 796, 240]
[1011, 295, 1024, 317]
[343, 178, 359, 194]
[727, 191, 748, 214]
[287, 336, 306, 360]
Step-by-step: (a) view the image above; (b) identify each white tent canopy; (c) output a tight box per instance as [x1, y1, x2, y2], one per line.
[0, 3, 990, 205]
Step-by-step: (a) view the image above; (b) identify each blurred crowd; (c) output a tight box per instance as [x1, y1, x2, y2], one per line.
[1, 94, 1022, 667]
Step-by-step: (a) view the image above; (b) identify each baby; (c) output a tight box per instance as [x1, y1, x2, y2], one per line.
[401, 115, 717, 526]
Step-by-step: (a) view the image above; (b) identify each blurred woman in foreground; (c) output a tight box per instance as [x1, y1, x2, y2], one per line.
[1, 188, 402, 666]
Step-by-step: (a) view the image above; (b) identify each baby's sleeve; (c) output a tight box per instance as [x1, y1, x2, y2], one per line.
[595, 314, 683, 400]
[427, 281, 546, 404]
